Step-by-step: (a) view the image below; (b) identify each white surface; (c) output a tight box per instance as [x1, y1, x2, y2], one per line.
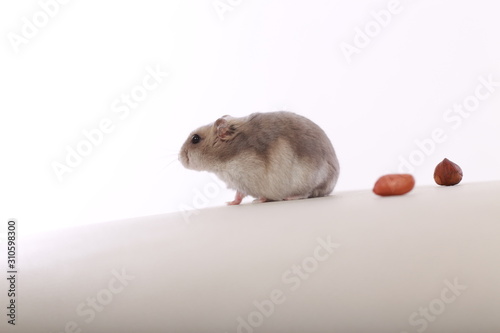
[1, 0, 500, 235]
[2, 181, 499, 333]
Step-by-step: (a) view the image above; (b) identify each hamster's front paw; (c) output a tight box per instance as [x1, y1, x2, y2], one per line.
[227, 191, 246, 206]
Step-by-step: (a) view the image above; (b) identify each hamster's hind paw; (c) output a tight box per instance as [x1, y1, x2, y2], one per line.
[253, 197, 271, 203]
[284, 195, 308, 201]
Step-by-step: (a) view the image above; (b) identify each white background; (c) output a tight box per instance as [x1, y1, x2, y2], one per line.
[1, 0, 499, 235]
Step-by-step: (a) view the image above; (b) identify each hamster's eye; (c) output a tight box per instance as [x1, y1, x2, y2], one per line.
[191, 134, 201, 144]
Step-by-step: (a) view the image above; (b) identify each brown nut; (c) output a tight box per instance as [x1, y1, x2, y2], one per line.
[373, 174, 415, 196]
[434, 158, 463, 186]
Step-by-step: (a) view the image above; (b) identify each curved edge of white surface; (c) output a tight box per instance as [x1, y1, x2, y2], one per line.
[3, 181, 500, 333]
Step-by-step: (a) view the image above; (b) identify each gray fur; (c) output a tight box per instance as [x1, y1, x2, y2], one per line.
[179, 111, 339, 203]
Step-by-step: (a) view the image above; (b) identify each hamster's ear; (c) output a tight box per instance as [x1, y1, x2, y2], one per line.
[215, 116, 236, 141]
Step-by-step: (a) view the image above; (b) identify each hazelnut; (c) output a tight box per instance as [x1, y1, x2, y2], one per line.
[434, 158, 463, 186]
[373, 174, 415, 196]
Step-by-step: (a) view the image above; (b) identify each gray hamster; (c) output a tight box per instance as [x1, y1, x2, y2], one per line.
[179, 111, 339, 205]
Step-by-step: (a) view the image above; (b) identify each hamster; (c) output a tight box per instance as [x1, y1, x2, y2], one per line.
[179, 111, 339, 205]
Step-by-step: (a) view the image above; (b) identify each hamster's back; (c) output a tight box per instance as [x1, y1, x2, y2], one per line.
[236, 111, 339, 199]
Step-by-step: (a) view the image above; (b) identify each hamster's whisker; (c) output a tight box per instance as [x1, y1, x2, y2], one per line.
[159, 157, 180, 171]
[159, 152, 178, 158]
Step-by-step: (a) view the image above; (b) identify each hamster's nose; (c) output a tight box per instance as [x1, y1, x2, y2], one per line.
[178, 150, 189, 168]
